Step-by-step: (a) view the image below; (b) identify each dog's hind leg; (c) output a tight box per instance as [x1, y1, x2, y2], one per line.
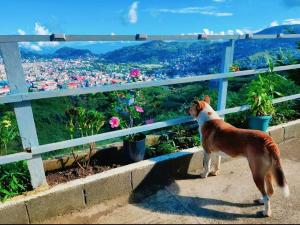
[254, 172, 274, 205]
[265, 172, 274, 197]
[253, 173, 272, 217]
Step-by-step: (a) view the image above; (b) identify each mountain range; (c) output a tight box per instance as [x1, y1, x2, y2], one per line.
[19, 24, 300, 73]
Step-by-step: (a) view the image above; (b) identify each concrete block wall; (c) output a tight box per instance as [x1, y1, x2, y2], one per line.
[268, 119, 300, 144]
[0, 147, 201, 224]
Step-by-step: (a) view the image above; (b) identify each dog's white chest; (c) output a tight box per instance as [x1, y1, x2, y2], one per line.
[196, 104, 220, 142]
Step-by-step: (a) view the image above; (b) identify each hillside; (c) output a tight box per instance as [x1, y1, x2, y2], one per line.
[53, 47, 96, 59]
[257, 24, 300, 34]
[101, 38, 300, 75]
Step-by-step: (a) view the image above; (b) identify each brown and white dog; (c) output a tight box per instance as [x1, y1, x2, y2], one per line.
[188, 96, 290, 217]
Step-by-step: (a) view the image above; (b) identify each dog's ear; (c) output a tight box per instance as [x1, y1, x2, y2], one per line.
[203, 95, 210, 105]
[193, 100, 205, 112]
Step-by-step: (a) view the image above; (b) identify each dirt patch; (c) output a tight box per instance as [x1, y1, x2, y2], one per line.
[46, 162, 123, 186]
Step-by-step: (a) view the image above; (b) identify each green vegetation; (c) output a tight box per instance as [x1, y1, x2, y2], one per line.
[145, 125, 201, 158]
[0, 50, 300, 158]
[0, 71, 299, 157]
[0, 161, 32, 202]
[0, 112, 19, 155]
[146, 138, 177, 158]
[65, 107, 105, 170]
[246, 60, 278, 116]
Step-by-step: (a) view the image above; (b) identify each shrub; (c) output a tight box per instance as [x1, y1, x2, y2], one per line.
[0, 161, 32, 202]
[146, 139, 177, 158]
[65, 107, 105, 170]
[0, 112, 19, 155]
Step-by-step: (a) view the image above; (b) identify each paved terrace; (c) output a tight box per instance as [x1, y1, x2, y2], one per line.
[42, 138, 300, 224]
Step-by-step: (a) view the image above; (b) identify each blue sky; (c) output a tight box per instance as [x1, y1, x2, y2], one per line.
[0, 0, 300, 51]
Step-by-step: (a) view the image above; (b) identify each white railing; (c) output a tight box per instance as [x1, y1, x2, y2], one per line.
[0, 34, 299, 189]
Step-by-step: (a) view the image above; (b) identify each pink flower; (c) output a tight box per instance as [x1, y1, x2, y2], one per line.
[129, 69, 141, 78]
[109, 116, 120, 128]
[135, 106, 144, 113]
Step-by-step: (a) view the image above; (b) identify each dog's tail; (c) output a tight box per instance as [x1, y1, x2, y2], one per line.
[266, 140, 290, 198]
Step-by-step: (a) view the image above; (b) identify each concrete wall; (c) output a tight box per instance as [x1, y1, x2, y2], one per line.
[268, 119, 300, 143]
[0, 119, 299, 224]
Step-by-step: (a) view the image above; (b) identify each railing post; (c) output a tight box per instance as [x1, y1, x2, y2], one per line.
[0, 42, 47, 188]
[217, 39, 235, 117]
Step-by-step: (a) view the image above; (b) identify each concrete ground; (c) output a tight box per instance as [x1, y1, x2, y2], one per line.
[42, 138, 300, 224]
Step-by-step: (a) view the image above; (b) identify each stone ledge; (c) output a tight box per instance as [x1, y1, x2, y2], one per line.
[0, 201, 29, 224]
[268, 119, 300, 143]
[0, 148, 202, 224]
[284, 121, 300, 140]
[268, 127, 285, 143]
[26, 184, 85, 224]
[84, 170, 132, 206]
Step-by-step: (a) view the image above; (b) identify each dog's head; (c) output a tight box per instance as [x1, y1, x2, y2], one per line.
[188, 96, 211, 118]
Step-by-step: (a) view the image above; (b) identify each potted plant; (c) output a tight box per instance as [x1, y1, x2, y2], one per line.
[246, 60, 280, 132]
[109, 68, 147, 162]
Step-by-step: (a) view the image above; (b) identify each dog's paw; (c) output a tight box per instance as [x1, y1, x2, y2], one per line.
[253, 198, 265, 205]
[200, 172, 209, 178]
[210, 170, 221, 176]
[256, 210, 272, 217]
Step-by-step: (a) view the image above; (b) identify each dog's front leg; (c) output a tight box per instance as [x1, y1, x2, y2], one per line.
[200, 150, 211, 178]
[210, 155, 222, 176]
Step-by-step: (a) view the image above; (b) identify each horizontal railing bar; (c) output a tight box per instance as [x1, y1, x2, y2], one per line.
[1, 34, 300, 43]
[218, 93, 300, 115]
[218, 104, 250, 115]
[0, 35, 51, 42]
[30, 116, 193, 155]
[29, 93, 300, 155]
[0, 152, 32, 165]
[273, 93, 300, 104]
[1, 63, 300, 104]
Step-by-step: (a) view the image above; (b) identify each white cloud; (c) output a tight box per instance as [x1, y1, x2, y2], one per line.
[128, 1, 139, 24]
[201, 28, 253, 35]
[227, 29, 234, 35]
[182, 27, 257, 36]
[157, 6, 232, 17]
[202, 11, 232, 16]
[282, 18, 300, 24]
[159, 6, 213, 14]
[203, 28, 214, 35]
[30, 45, 42, 51]
[17, 22, 59, 51]
[270, 21, 279, 27]
[268, 18, 300, 27]
[34, 22, 50, 35]
[17, 29, 26, 35]
[235, 29, 244, 35]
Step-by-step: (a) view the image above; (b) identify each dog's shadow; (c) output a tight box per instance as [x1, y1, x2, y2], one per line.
[132, 192, 261, 221]
[130, 175, 262, 221]
[173, 195, 261, 220]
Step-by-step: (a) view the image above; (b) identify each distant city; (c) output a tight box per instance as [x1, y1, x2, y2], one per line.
[0, 57, 168, 96]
